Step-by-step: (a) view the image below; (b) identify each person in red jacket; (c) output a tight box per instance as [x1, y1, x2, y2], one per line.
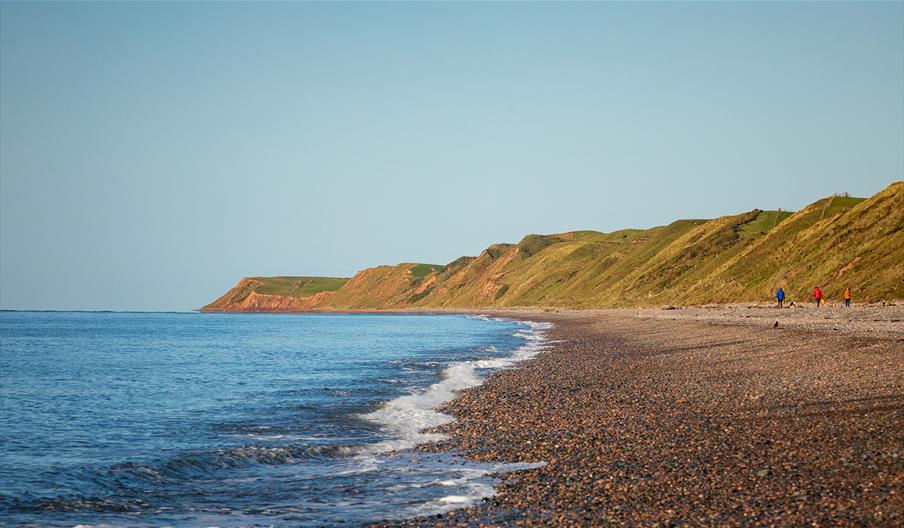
[813, 286, 823, 307]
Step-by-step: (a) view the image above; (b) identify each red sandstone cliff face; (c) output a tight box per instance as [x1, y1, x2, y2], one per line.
[201, 183, 904, 311]
[323, 265, 421, 308]
[201, 264, 441, 312]
[229, 290, 334, 311]
[202, 278, 261, 310]
[200, 278, 335, 312]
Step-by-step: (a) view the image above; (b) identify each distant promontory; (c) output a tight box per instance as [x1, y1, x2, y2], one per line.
[202, 182, 903, 311]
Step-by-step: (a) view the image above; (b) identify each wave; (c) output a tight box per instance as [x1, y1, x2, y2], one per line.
[139, 443, 368, 476]
[3, 441, 377, 516]
[361, 320, 553, 453]
[4, 317, 554, 523]
[70, 442, 371, 493]
[398, 460, 546, 518]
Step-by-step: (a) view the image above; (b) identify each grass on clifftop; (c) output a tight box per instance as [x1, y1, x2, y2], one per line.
[738, 210, 794, 239]
[252, 276, 348, 297]
[410, 264, 445, 279]
[205, 183, 903, 310]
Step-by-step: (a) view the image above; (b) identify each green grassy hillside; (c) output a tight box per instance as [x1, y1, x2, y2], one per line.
[202, 182, 903, 311]
[202, 276, 348, 311]
[253, 277, 348, 297]
[410, 263, 446, 279]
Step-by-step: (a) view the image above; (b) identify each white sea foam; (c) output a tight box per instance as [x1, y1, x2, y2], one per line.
[227, 433, 325, 441]
[333, 454, 383, 475]
[439, 494, 475, 504]
[360, 319, 553, 454]
[400, 461, 545, 518]
[339, 319, 554, 519]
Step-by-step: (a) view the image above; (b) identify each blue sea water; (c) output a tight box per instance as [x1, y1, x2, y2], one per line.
[0, 312, 550, 527]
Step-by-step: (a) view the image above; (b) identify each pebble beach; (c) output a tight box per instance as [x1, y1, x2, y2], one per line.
[380, 304, 904, 526]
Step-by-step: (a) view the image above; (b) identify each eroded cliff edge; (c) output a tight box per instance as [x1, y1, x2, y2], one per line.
[202, 182, 903, 311]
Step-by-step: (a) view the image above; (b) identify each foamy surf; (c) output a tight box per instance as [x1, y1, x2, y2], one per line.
[356, 318, 552, 517]
[2, 312, 550, 527]
[362, 319, 552, 453]
[400, 461, 546, 518]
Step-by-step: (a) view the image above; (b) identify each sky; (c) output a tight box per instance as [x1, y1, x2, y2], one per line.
[1, 2, 902, 311]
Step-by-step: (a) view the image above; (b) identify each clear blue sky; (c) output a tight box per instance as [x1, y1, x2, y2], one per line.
[2, 2, 902, 311]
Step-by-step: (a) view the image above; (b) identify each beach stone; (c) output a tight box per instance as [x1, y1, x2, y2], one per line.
[381, 308, 904, 528]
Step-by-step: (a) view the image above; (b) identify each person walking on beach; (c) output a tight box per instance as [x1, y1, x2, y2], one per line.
[844, 287, 852, 307]
[776, 287, 785, 308]
[813, 286, 823, 307]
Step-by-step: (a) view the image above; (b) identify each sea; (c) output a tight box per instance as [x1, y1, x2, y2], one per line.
[0, 311, 550, 527]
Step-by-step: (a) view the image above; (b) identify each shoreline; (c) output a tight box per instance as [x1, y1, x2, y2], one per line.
[378, 306, 903, 526]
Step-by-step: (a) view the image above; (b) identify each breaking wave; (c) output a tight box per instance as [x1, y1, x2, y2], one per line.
[362, 319, 553, 453]
[1, 312, 552, 526]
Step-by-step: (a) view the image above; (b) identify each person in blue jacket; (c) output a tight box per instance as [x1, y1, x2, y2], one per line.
[776, 287, 785, 308]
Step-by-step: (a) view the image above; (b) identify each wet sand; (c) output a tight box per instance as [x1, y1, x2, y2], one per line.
[380, 305, 904, 526]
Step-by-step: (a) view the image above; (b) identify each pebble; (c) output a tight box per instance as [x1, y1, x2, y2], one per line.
[376, 308, 904, 527]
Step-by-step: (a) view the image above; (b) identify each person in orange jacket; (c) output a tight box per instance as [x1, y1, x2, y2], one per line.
[813, 286, 823, 307]
[844, 287, 852, 307]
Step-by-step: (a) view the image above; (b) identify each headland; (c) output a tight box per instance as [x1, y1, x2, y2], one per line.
[202, 182, 903, 313]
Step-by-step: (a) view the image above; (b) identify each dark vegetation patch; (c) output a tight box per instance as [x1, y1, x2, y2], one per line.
[517, 234, 566, 257]
[409, 263, 445, 279]
[252, 276, 348, 297]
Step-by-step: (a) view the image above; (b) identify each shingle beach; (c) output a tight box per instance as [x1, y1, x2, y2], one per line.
[381, 305, 904, 527]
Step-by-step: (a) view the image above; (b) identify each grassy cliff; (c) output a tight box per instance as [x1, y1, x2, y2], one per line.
[202, 182, 903, 311]
[202, 276, 348, 311]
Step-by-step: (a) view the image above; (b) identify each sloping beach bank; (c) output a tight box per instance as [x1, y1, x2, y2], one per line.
[381, 305, 904, 526]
